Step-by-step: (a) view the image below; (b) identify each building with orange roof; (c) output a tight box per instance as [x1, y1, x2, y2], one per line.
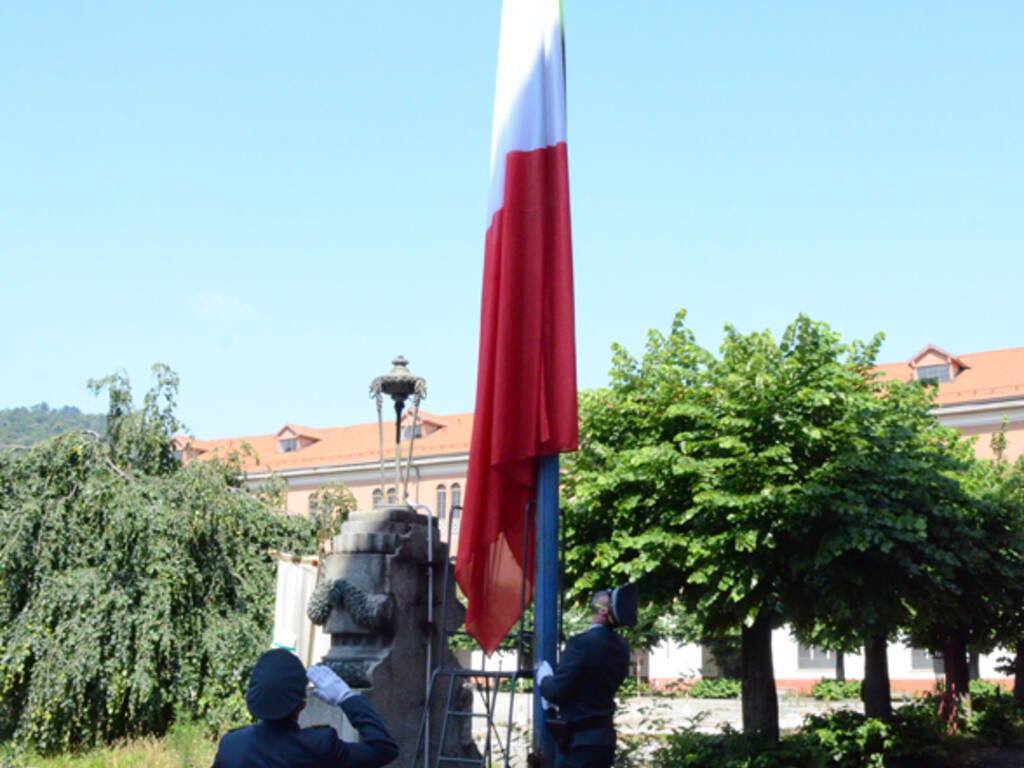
[174, 409, 473, 543]
[875, 343, 1024, 461]
[174, 343, 1024, 558]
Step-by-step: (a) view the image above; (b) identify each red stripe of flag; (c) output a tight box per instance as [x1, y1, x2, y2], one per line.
[456, 141, 578, 655]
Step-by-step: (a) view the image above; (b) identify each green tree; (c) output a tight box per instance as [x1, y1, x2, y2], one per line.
[981, 433, 1024, 705]
[0, 366, 317, 752]
[903, 423, 1024, 722]
[309, 482, 358, 547]
[563, 311, 992, 742]
[788, 375, 978, 720]
[992, 454, 1024, 705]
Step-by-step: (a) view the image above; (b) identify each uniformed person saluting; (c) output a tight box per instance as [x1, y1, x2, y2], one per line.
[535, 585, 637, 768]
[212, 648, 398, 768]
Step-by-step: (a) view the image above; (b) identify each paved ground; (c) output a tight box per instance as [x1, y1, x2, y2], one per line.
[613, 693, 852, 734]
[471, 692, 861, 738]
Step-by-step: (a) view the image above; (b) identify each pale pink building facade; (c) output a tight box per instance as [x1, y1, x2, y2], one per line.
[176, 410, 473, 547]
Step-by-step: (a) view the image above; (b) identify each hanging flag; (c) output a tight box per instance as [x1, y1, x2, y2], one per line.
[455, 0, 578, 655]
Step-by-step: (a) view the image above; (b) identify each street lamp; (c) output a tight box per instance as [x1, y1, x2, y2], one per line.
[369, 356, 426, 505]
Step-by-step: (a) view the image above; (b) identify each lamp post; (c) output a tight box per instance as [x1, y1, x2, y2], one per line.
[369, 356, 426, 505]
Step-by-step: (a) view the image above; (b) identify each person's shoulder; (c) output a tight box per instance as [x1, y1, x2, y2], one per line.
[578, 625, 615, 642]
[298, 723, 345, 750]
[585, 625, 628, 650]
[220, 723, 257, 740]
[564, 631, 593, 652]
[216, 723, 257, 753]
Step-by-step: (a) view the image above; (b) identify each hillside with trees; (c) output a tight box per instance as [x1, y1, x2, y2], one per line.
[0, 403, 105, 453]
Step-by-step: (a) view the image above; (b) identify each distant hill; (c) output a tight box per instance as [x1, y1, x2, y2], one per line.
[0, 403, 106, 453]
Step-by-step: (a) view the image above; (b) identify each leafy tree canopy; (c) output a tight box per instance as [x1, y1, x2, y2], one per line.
[563, 311, 888, 636]
[0, 365, 317, 753]
[562, 310, 1023, 738]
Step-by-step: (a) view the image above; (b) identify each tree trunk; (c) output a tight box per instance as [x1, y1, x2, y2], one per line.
[954, 637, 969, 693]
[939, 633, 968, 728]
[741, 613, 779, 743]
[1014, 640, 1024, 707]
[835, 652, 845, 682]
[968, 651, 980, 682]
[957, 639, 973, 720]
[862, 635, 892, 720]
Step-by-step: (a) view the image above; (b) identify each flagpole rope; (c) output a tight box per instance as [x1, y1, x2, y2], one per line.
[373, 391, 385, 495]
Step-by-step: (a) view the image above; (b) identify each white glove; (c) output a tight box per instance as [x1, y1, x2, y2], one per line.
[307, 664, 355, 706]
[535, 660, 554, 710]
[535, 660, 553, 687]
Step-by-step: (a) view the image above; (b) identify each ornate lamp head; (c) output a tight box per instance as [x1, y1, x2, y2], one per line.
[370, 356, 426, 408]
[369, 357, 427, 506]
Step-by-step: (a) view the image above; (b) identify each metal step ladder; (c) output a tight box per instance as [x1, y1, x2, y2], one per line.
[420, 665, 532, 768]
[410, 503, 537, 768]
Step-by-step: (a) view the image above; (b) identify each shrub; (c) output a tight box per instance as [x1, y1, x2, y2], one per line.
[653, 724, 828, 768]
[811, 678, 861, 701]
[800, 710, 893, 768]
[497, 677, 533, 693]
[617, 676, 652, 698]
[651, 706, 957, 768]
[687, 677, 742, 699]
[0, 369, 318, 752]
[966, 684, 1022, 746]
[884, 699, 948, 763]
[969, 679, 1010, 698]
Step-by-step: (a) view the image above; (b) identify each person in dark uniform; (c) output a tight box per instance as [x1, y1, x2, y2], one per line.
[211, 648, 398, 768]
[536, 585, 636, 768]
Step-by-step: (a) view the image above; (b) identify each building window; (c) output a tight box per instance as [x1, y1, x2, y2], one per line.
[309, 495, 319, 515]
[450, 483, 462, 533]
[797, 644, 835, 670]
[372, 488, 383, 506]
[436, 485, 447, 526]
[387, 487, 397, 504]
[172, 449, 184, 462]
[911, 648, 943, 672]
[401, 424, 423, 440]
[278, 437, 298, 453]
[916, 364, 951, 383]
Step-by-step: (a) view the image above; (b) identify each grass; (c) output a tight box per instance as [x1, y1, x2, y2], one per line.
[1, 720, 218, 768]
[4, 739, 216, 768]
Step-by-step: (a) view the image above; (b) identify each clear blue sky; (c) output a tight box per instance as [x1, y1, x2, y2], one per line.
[3, 2, 1022, 438]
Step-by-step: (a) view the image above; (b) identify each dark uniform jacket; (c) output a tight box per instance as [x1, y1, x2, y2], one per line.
[539, 624, 630, 748]
[211, 695, 398, 768]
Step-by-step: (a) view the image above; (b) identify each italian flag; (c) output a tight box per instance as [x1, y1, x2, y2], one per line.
[455, 0, 579, 655]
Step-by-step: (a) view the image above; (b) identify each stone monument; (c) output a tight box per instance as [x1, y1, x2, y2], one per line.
[298, 358, 477, 767]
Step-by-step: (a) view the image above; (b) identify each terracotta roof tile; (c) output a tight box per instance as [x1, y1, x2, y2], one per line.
[276, 424, 324, 441]
[181, 413, 473, 471]
[876, 345, 1024, 406]
[173, 436, 212, 452]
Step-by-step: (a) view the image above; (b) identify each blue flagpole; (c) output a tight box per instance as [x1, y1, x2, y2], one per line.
[534, 453, 560, 768]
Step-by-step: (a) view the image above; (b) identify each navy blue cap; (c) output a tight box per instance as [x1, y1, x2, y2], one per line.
[610, 583, 638, 627]
[246, 648, 307, 720]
